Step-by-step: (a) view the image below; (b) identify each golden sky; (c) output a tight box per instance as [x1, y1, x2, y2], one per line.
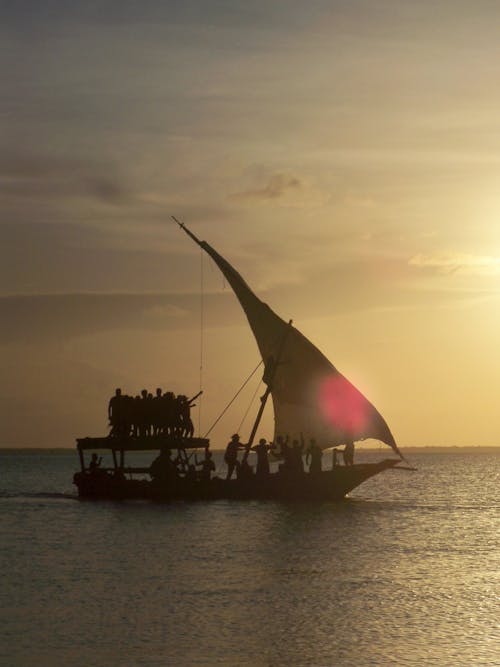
[1, 1, 499, 447]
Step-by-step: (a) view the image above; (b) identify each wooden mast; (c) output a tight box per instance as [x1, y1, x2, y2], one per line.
[243, 319, 293, 460]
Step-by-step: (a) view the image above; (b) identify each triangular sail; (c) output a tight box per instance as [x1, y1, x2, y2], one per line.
[177, 222, 401, 457]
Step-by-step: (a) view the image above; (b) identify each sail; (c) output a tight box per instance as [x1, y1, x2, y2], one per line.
[178, 222, 401, 457]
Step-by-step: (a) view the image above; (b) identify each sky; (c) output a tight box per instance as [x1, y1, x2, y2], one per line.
[1, 0, 500, 448]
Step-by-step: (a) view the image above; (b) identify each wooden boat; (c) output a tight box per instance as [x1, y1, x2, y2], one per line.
[73, 220, 407, 501]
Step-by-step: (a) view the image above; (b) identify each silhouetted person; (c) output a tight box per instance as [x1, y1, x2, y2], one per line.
[108, 388, 124, 436]
[291, 437, 305, 473]
[178, 395, 194, 438]
[149, 448, 177, 484]
[306, 438, 322, 474]
[252, 438, 271, 477]
[331, 448, 339, 468]
[275, 434, 287, 455]
[146, 393, 154, 436]
[162, 392, 176, 435]
[153, 388, 163, 436]
[195, 449, 215, 482]
[136, 389, 150, 437]
[224, 433, 245, 480]
[123, 394, 135, 436]
[89, 453, 102, 473]
[343, 440, 355, 466]
[277, 435, 292, 472]
[131, 395, 141, 437]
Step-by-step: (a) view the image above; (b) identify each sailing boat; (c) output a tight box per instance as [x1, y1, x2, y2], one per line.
[73, 222, 406, 501]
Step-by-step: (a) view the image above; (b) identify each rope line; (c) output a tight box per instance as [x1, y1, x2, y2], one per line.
[198, 247, 204, 435]
[203, 359, 263, 438]
[237, 377, 263, 434]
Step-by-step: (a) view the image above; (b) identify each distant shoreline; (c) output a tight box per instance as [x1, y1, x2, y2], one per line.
[0, 445, 498, 455]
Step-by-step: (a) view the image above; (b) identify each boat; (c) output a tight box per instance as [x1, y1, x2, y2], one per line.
[73, 220, 407, 501]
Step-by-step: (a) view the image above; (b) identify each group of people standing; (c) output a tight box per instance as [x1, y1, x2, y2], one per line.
[223, 433, 355, 481]
[108, 388, 200, 439]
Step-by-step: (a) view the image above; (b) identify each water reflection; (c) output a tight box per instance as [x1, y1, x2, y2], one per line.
[0, 450, 498, 666]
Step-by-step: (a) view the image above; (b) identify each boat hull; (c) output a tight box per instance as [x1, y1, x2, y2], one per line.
[73, 459, 400, 502]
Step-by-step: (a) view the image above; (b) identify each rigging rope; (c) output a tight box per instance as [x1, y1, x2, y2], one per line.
[203, 359, 263, 438]
[198, 247, 204, 436]
[237, 376, 263, 434]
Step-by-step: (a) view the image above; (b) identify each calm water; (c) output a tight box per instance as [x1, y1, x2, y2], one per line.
[0, 449, 498, 667]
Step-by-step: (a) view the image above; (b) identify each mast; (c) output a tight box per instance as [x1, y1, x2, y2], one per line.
[172, 216, 203, 246]
[243, 320, 293, 460]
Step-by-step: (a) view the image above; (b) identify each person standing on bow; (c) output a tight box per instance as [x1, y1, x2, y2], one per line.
[343, 440, 355, 466]
[251, 438, 271, 478]
[224, 433, 246, 480]
[306, 438, 323, 474]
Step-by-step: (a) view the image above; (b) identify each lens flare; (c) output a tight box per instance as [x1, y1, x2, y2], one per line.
[318, 375, 369, 437]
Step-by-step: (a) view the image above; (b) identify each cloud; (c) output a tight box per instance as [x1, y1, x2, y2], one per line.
[0, 291, 249, 344]
[0, 152, 132, 205]
[0, 293, 190, 343]
[230, 171, 329, 208]
[409, 252, 500, 276]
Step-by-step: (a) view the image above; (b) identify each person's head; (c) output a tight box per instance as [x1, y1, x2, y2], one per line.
[115, 388, 122, 396]
[141, 389, 148, 398]
[259, 438, 266, 445]
[156, 388, 162, 397]
[231, 433, 239, 442]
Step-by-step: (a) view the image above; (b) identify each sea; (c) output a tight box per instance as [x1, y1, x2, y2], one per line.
[0, 448, 498, 667]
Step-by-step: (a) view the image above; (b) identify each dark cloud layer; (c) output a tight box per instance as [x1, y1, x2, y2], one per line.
[0, 152, 132, 205]
[1, 293, 193, 342]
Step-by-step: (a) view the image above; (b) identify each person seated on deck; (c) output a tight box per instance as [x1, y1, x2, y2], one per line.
[149, 448, 178, 484]
[343, 440, 355, 466]
[224, 433, 246, 480]
[251, 438, 271, 477]
[195, 449, 216, 482]
[88, 453, 103, 473]
[306, 438, 322, 475]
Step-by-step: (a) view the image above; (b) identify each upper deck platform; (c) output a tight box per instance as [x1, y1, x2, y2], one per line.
[76, 435, 210, 452]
